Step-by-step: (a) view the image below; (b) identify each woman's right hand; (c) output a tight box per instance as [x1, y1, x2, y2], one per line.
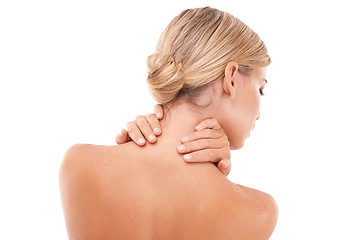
[115, 105, 231, 176]
[115, 105, 164, 145]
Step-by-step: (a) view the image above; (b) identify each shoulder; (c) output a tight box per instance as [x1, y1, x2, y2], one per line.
[59, 143, 125, 210]
[60, 143, 130, 171]
[59, 144, 125, 238]
[224, 184, 278, 240]
[60, 144, 104, 178]
[61, 143, 107, 161]
[59, 143, 128, 185]
[59, 142, 141, 196]
[59, 144, 108, 198]
[61, 143, 102, 164]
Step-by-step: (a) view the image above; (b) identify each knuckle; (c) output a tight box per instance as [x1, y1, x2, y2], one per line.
[183, 142, 192, 152]
[190, 151, 200, 160]
[222, 138, 229, 147]
[135, 115, 144, 121]
[204, 129, 215, 136]
[210, 118, 218, 124]
[187, 132, 197, 141]
[137, 119, 147, 127]
[214, 130, 223, 138]
[223, 136, 230, 146]
[148, 115, 159, 126]
[145, 113, 154, 120]
[226, 150, 231, 159]
[203, 119, 211, 125]
[126, 123, 135, 132]
[208, 150, 214, 159]
[128, 128, 138, 136]
[202, 140, 209, 148]
[200, 129, 215, 138]
[126, 121, 135, 128]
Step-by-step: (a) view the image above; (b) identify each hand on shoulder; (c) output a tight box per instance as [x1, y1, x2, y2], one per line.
[115, 104, 232, 176]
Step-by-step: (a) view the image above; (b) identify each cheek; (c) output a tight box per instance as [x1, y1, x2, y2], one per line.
[248, 91, 261, 121]
[227, 95, 260, 149]
[239, 92, 260, 130]
[215, 90, 261, 149]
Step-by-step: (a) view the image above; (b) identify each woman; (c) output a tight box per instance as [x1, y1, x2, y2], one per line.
[60, 7, 278, 239]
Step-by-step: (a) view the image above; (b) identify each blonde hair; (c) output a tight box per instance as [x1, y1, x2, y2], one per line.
[146, 7, 271, 104]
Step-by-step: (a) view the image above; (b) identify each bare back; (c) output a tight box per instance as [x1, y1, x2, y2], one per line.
[59, 142, 277, 240]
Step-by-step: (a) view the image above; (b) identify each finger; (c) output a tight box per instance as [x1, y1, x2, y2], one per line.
[154, 104, 164, 119]
[195, 118, 222, 131]
[145, 114, 162, 136]
[126, 121, 146, 146]
[136, 115, 157, 143]
[180, 129, 223, 143]
[177, 138, 225, 154]
[115, 129, 128, 145]
[182, 148, 223, 163]
[217, 159, 231, 176]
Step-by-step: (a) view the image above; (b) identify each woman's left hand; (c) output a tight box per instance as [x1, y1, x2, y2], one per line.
[177, 118, 231, 176]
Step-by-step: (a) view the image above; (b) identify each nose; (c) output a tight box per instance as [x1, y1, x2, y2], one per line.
[256, 112, 260, 121]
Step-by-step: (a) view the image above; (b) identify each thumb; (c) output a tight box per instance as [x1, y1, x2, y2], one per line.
[195, 118, 221, 131]
[217, 159, 231, 176]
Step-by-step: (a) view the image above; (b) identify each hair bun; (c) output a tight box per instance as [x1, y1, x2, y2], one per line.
[146, 53, 183, 104]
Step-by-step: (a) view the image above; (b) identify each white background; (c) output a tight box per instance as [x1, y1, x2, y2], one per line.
[1, 0, 359, 239]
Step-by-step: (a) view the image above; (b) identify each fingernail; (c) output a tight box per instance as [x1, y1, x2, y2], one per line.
[149, 135, 156, 141]
[181, 136, 190, 143]
[177, 145, 185, 152]
[154, 127, 161, 135]
[138, 138, 145, 144]
[156, 112, 162, 119]
[195, 124, 202, 130]
[183, 154, 192, 161]
[223, 161, 230, 168]
[119, 130, 124, 138]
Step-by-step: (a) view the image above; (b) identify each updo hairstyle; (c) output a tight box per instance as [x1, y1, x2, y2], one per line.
[146, 7, 271, 104]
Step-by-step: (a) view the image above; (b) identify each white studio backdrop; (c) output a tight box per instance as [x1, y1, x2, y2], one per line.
[0, 0, 359, 239]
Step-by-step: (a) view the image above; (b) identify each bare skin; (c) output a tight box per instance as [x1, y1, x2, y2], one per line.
[59, 64, 278, 239]
[115, 106, 232, 176]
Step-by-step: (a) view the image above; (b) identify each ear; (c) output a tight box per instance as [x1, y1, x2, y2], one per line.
[221, 62, 239, 100]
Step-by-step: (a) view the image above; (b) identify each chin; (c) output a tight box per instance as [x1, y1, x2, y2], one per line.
[230, 139, 245, 150]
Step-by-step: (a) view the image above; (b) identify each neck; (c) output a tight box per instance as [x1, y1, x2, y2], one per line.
[161, 101, 212, 142]
[137, 101, 220, 176]
[145, 101, 214, 162]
